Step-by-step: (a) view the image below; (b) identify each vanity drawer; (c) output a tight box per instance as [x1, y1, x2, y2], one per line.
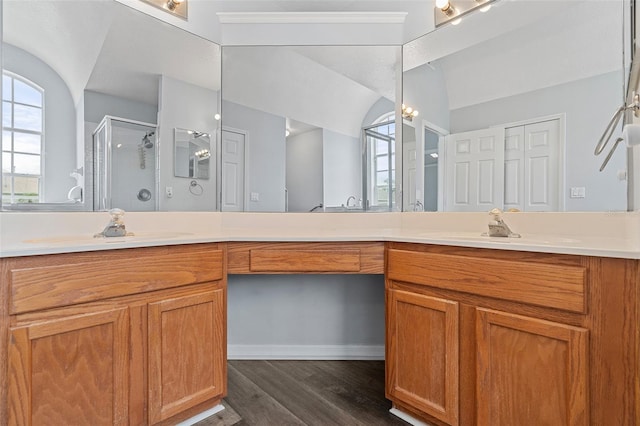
[7, 244, 224, 314]
[387, 248, 587, 313]
[227, 242, 385, 274]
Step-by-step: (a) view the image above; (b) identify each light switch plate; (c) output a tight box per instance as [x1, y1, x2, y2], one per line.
[570, 187, 585, 198]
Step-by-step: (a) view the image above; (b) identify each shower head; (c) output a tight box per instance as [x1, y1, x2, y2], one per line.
[141, 131, 155, 149]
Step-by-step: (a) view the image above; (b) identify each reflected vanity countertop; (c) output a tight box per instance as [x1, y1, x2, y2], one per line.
[1, 211, 639, 259]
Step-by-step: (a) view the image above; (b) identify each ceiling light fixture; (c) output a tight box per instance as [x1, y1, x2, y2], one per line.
[140, 0, 188, 19]
[434, 0, 496, 28]
[402, 104, 419, 121]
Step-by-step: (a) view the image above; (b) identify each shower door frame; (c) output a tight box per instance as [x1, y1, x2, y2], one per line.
[93, 115, 159, 212]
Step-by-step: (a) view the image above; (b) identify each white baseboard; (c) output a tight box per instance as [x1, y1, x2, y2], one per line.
[389, 408, 431, 426]
[176, 404, 225, 426]
[228, 344, 385, 360]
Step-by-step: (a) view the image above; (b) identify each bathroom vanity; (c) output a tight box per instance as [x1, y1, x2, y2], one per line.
[1, 244, 226, 425]
[0, 211, 639, 425]
[385, 242, 637, 426]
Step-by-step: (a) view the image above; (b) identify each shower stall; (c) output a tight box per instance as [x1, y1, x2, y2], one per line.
[93, 116, 158, 211]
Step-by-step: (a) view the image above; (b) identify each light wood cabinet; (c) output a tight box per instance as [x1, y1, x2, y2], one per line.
[227, 241, 384, 274]
[386, 242, 638, 426]
[8, 307, 129, 425]
[148, 288, 226, 424]
[476, 308, 588, 426]
[1, 243, 226, 425]
[386, 289, 459, 426]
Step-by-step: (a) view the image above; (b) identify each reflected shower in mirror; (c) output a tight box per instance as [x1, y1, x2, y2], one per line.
[221, 45, 400, 212]
[402, 0, 627, 212]
[174, 128, 211, 180]
[2, 0, 221, 211]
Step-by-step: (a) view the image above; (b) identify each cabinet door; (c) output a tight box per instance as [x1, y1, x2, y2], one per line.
[8, 307, 129, 425]
[476, 308, 588, 426]
[386, 288, 459, 425]
[148, 287, 226, 424]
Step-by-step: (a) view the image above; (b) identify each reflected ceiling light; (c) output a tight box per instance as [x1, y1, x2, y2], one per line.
[140, 0, 187, 19]
[435, 0, 497, 28]
[285, 129, 291, 137]
[195, 149, 211, 159]
[430, 153, 439, 158]
[214, 113, 221, 121]
[477, 0, 492, 12]
[402, 104, 419, 121]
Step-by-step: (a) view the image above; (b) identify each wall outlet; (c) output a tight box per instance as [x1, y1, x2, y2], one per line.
[570, 187, 585, 198]
[165, 186, 174, 198]
[250, 192, 259, 201]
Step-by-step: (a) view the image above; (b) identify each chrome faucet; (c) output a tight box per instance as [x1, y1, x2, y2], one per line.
[345, 195, 357, 208]
[94, 208, 133, 238]
[487, 208, 520, 238]
[413, 200, 424, 212]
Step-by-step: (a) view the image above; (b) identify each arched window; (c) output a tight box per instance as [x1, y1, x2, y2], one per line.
[2, 71, 43, 203]
[364, 111, 395, 210]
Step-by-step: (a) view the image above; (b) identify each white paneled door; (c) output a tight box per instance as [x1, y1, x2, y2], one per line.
[445, 119, 559, 212]
[221, 129, 246, 212]
[444, 127, 506, 212]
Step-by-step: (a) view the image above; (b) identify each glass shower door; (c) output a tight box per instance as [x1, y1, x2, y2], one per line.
[93, 116, 158, 211]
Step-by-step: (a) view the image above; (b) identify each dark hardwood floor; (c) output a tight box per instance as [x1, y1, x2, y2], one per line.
[196, 360, 408, 426]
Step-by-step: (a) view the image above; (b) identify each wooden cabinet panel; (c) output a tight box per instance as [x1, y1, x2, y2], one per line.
[387, 249, 586, 313]
[148, 288, 226, 424]
[250, 249, 361, 272]
[9, 245, 224, 314]
[227, 242, 384, 274]
[7, 307, 129, 425]
[476, 308, 588, 426]
[387, 289, 459, 426]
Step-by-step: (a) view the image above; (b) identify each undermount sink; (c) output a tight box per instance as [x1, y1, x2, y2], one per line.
[417, 231, 579, 245]
[23, 231, 194, 245]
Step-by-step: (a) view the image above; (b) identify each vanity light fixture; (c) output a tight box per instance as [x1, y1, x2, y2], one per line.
[140, 0, 188, 19]
[435, 0, 496, 28]
[166, 0, 184, 11]
[195, 149, 211, 160]
[402, 104, 419, 121]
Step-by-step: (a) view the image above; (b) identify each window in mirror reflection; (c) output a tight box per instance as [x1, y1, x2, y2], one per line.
[364, 113, 395, 211]
[2, 72, 43, 204]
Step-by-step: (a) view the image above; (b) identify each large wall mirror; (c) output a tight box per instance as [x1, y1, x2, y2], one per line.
[220, 45, 400, 212]
[2, 0, 221, 211]
[403, 0, 629, 212]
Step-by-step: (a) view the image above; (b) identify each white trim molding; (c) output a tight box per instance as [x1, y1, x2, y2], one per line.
[228, 344, 385, 360]
[217, 11, 407, 25]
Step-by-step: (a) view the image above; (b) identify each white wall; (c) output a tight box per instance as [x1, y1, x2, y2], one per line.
[286, 129, 323, 212]
[222, 100, 286, 212]
[450, 71, 626, 212]
[402, 62, 450, 133]
[158, 75, 218, 211]
[3, 43, 76, 203]
[84, 90, 158, 125]
[323, 129, 361, 208]
[227, 274, 386, 359]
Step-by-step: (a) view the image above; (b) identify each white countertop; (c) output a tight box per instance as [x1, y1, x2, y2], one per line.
[1, 211, 638, 259]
